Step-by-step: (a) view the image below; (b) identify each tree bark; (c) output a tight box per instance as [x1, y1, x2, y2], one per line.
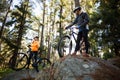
[74, 0, 80, 7]
[59, 5, 63, 38]
[40, 0, 46, 50]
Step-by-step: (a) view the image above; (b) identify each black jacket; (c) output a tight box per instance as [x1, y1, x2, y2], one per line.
[69, 12, 89, 31]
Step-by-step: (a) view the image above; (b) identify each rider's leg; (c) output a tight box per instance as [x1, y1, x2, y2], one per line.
[83, 30, 89, 54]
[32, 51, 38, 68]
[34, 51, 38, 63]
[82, 30, 89, 57]
[27, 52, 33, 69]
[72, 31, 82, 55]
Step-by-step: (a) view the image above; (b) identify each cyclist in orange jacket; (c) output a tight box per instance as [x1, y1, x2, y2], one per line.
[31, 36, 39, 52]
[27, 36, 39, 69]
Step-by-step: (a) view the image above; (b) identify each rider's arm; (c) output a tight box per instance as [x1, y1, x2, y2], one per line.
[66, 17, 78, 29]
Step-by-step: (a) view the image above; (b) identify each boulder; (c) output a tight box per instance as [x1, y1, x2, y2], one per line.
[35, 55, 120, 80]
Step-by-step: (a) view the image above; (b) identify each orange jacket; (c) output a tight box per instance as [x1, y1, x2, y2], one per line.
[31, 41, 39, 51]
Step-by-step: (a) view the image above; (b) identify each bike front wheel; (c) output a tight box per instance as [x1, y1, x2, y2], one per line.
[58, 35, 72, 58]
[9, 53, 28, 71]
[35, 58, 51, 72]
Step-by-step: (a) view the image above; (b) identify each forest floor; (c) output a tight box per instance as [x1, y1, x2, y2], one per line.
[1, 69, 38, 80]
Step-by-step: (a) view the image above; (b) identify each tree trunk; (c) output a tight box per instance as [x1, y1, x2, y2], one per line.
[59, 5, 63, 38]
[40, 0, 46, 50]
[0, 0, 13, 51]
[74, 0, 80, 7]
[12, 1, 29, 66]
[47, 36, 50, 59]
[51, 8, 56, 59]
[71, 1, 74, 22]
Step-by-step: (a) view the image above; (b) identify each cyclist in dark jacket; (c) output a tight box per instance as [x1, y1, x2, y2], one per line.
[66, 6, 89, 57]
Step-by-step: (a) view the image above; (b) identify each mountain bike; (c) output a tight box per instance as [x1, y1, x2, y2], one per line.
[9, 46, 51, 72]
[58, 27, 86, 58]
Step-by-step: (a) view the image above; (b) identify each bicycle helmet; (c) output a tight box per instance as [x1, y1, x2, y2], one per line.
[73, 6, 81, 13]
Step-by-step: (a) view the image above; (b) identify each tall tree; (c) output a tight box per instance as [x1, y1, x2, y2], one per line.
[90, 0, 120, 57]
[0, 0, 13, 38]
[40, 0, 46, 51]
[99, 0, 120, 56]
[59, 4, 63, 38]
[0, 0, 13, 51]
[74, 0, 80, 7]
[5, 0, 31, 66]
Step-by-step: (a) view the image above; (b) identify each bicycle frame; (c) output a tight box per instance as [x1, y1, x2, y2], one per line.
[68, 27, 85, 53]
[58, 27, 87, 57]
[68, 27, 78, 44]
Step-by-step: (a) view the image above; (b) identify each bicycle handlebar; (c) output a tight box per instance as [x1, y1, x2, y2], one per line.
[66, 26, 78, 31]
[66, 26, 78, 29]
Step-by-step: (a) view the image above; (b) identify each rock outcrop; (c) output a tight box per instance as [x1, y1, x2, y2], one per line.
[36, 55, 120, 80]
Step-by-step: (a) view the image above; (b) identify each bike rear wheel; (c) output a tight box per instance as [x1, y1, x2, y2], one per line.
[58, 36, 72, 58]
[9, 53, 28, 71]
[35, 58, 51, 72]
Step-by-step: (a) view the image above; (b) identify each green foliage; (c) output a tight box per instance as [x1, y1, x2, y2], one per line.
[0, 0, 32, 70]
[38, 45, 48, 58]
[4, 0, 32, 47]
[103, 53, 114, 60]
[89, 0, 120, 57]
[5, 20, 17, 26]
